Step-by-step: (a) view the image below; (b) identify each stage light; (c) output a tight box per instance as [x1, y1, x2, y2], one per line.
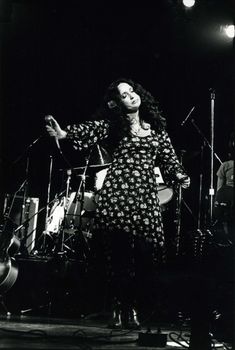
[182, 0, 195, 8]
[224, 25, 235, 38]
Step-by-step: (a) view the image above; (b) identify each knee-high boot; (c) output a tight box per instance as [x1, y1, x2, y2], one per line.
[107, 300, 122, 329]
[121, 303, 141, 330]
[125, 307, 141, 329]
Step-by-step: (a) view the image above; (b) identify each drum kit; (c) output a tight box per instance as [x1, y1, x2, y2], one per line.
[41, 144, 173, 258]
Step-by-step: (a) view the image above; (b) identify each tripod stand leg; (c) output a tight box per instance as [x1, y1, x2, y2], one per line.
[0, 295, 11, 316]
[20, 300, 52, 316]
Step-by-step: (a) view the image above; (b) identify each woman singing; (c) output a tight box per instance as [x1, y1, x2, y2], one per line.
[46, 78, 190, 329]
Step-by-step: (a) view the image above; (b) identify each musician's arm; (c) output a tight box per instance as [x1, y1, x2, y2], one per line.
[216, 176, 224, 191]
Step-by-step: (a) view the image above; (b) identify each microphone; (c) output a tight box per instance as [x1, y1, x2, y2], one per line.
[180, 106, 195, 126]
[45, 115, 54, 127]
[44, 115, 61, 151]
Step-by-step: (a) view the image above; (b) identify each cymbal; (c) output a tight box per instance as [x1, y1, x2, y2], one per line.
[73, 163, 111, 170]
[59, 144, 112, 172]
[89, 144, 112, 167]
[58, 163, 111, 172]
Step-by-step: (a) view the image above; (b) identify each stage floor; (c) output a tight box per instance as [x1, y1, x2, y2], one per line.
[0, 250, 233, 349]
[0, 313, 232, 350]
[0, 314, 212, 350]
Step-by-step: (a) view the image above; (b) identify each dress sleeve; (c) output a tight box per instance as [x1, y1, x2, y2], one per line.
[65, 120, 110, 151]
[216, 163, 225, 179]
[157, 129, 187, 185]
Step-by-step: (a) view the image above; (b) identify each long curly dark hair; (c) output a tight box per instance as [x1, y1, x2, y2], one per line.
[92, 78, 166, 145]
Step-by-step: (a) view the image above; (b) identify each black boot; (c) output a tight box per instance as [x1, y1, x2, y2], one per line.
[108, 302, 122, 329]
[124, 307, 141, 330]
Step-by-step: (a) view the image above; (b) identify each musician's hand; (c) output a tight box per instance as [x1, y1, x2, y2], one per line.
[176, 173, 190, 189]
[45, 116, 67, 140]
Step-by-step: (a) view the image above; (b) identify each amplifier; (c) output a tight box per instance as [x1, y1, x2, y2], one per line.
[3, 194, 39, 254]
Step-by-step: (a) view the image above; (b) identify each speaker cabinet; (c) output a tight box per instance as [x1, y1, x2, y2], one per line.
[4, 194, 39, 254]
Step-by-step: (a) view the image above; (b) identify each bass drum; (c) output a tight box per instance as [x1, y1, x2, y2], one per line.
[65, 191, 96, 230]
[94, 167, 173, 206]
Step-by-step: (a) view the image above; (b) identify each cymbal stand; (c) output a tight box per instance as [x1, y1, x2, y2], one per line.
[175, 150, 186, 255]
[56, 169, 72, 254]
[41, 154, 54, 253]
[209, 89, 215, 225]
[69, 153, 92, 260]
[70, 153, 91, 228]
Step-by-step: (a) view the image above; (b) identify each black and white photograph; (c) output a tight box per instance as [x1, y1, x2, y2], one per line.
[0, 1, 234, 349]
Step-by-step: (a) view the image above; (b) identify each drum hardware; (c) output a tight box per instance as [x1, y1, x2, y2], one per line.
[64, 154, 94, 260]
[50, 144, 111, 254]
[60, 144, 112, 173]
[41, 153, 54, 253]
[58, 169, 72, 254]
[43, 149, 95, 258]
[3, 136, 43, 257]
[72, 163, 112, 171]
[56, 144, 110, 258]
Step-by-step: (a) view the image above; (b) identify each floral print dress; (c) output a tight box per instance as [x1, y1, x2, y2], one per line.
[65, 120, 186, 266]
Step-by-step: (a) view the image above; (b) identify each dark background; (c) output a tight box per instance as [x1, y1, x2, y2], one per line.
[0, 1, 234, 339]
[0, 0, 234, 234]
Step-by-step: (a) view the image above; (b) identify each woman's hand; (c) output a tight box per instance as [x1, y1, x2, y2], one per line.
[45, 116, 67, 140]
[176, 173, 191, 189]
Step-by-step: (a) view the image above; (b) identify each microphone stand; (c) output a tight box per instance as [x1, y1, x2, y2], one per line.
[7, 135, 43, 256]
[188, 95, 218, 350]
[175, 150, 186, 256]
[41, 152, 54, 254]
[209, 90, 215, 225]
[190, 117, 222, 228]
[190, 119, 222, 165]
[18, 153, 30, 255]
[192, 142, 206, 258]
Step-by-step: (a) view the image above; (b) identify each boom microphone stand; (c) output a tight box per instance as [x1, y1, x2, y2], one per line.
[175, 150, 186, 255]
[190, 117, 222, 228]
[209, 89, 215, 224]
[10, 136, 43, 256]
[41, 153, 54, 253]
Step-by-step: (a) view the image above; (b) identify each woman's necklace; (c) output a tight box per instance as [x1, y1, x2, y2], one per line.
[130, 118, 142, 135]
[131, 121, 151, 136]
[131, 124, 142, 135]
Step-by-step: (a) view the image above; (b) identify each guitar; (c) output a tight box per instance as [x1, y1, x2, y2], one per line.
[0, 218, 20, 294]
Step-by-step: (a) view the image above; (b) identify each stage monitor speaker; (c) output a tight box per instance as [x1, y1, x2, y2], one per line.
[3, 194, 39, 254]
